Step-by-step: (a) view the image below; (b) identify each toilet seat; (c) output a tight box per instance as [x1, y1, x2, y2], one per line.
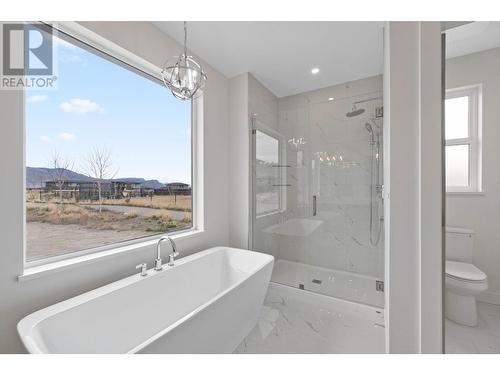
[446, 260, 487, 282]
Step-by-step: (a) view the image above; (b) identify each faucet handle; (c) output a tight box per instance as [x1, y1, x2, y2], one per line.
[154, 258, 163, 271]
[135, 263, 148, 277]
[168, 252, 179, 267]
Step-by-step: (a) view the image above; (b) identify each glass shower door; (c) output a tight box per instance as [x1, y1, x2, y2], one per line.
[251, 91, 385, 308]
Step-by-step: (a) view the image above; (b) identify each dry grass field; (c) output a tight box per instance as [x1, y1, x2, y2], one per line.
[98, 195, 192, 211]
[27, 190, 192, 212]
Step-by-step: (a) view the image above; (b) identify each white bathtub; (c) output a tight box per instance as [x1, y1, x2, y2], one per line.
[17, 247, 274, 354]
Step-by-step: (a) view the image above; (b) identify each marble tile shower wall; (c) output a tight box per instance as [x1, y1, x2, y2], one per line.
[276, 75, 384, 278]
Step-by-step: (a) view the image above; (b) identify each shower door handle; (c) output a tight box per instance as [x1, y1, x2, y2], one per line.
[313, 195, 317, 216]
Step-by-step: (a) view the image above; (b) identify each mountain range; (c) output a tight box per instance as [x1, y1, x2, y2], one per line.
[26, 167, 166, 189]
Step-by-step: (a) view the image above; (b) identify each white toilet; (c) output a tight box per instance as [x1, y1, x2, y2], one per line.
[445, 226, 488, 326]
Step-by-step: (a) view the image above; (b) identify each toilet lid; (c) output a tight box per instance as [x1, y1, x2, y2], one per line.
[446, 261, 487, 281]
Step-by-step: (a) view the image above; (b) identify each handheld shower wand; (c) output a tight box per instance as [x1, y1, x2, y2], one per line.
[366, 121, 382, 246]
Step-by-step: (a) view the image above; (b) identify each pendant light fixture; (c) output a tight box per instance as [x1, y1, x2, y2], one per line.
[161, 21, 207, 101]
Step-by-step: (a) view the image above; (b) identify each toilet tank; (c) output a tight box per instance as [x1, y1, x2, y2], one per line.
[446, 226, 474, 262]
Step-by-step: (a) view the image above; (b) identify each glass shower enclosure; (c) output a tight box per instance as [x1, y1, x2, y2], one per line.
[250, 86, 385, 308]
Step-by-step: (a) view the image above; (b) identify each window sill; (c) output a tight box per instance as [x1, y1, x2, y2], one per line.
[446, 191, 484, 196]
[18, 229, 203, 282]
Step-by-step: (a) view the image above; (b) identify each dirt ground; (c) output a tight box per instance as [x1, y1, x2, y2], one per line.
[26, 222, 150, 261]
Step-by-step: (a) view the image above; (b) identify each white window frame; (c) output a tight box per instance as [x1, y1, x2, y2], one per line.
[23, 22, 202, 270]
[445, 84, 482, 193]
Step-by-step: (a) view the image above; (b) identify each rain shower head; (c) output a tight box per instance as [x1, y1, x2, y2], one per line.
[346, 96, 382, 118]
[346, 103, 365, 117]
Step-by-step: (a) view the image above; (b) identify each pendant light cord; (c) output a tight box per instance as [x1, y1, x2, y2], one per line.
[183, 21, 188, 57]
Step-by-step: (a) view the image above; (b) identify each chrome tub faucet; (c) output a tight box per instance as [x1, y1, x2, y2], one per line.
[155, 236, 180, 270]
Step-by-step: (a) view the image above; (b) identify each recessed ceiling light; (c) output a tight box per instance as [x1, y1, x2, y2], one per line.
[311, 67, 320, 75]
[328, 97, 334, 101]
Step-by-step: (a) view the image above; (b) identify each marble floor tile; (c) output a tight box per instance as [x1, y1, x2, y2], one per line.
[234, 282, 385, 354]
[445, 302, 500, 354]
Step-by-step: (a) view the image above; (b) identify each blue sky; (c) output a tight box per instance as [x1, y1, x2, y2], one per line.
[26, 35, 192, 184]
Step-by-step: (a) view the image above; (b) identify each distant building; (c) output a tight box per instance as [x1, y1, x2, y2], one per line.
[44, 180, 142, 200]
[154, 182, 191, 196]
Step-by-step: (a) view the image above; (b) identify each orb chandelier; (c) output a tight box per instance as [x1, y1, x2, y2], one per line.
[161, 21, 207, 101]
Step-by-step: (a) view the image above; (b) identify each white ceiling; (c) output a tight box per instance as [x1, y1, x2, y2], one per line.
[154, 22, 384, 97]
[446, 22, 500, 59]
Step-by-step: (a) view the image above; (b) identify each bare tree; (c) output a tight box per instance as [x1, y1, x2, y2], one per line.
[49, 150, 74, 206]
[85, 146, 117, 212]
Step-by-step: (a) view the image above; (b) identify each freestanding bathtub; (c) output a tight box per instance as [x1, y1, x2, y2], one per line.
[17, 247, 274, 353]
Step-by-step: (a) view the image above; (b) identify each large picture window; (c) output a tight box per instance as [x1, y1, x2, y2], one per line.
[445, 85, 482, 193]
[25, 26, 193, 264]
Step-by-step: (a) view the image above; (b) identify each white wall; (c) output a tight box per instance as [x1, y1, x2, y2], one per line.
[446, 47, 500, 305]
[228, 74, 249, 248]
[0, 21, 230, 353]
[384, 21, 443, 353]
[384, 22, 420, 353]
[419, 23, 444, 354]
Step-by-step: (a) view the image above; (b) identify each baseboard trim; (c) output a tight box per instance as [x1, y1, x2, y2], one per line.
[478, 291, 500, 306]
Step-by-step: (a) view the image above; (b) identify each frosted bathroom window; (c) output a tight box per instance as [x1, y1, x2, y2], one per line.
[445, 145, 470, 187]
[445, 85, 481, 193]
[24, 25, 193, 265]
[255, 130, 281, 215]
